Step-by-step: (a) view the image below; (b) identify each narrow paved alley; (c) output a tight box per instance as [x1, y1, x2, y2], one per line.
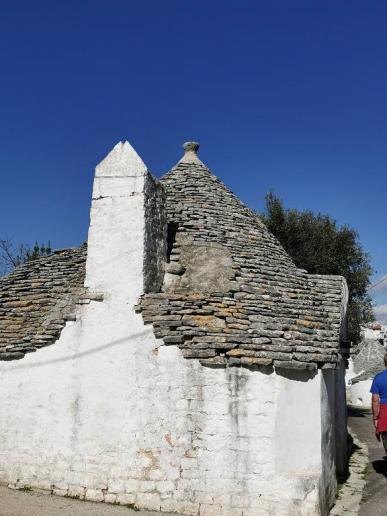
[349, 407, 387, 516]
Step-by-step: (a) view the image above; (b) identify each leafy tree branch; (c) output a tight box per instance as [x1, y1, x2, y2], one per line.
[260, 192, 374, 345]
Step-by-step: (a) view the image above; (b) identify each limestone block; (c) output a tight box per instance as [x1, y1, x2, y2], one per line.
[199, 504, 223, 516]
[218, 510, 244, 516]
[147, 468, 166, 480]
[160, 499, 199, 515]
[53, 481, 69, 490]
[85, 488, 104, 502]
[53, 488, 68, 497]
[136, 492, 162, 511]
[125, 478, 139, 492]
[231, 493, 250, 508]
[30, 480, 53, 491]
[83, 474, 107, 490]
[116, 493, 136, 505]
[108, 478, 126, 494]
[68, 485, 85, 500]
[63, 470, 81, 485]
[156, 480, 175, 493]
[104, 493, 117, 504]
[138, 480, 156, 492]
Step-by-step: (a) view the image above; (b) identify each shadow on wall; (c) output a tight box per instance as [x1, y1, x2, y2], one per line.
[2, 328, 319, 386]
[0, 330, 150, 372]
[276, 367, 318, 382]
[205, 362, 318, 382]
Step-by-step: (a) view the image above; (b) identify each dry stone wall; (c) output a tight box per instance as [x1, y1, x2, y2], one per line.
[143, 172, 167, 293]
[138, 160, 347, 372]
[0, 246, 86, 360]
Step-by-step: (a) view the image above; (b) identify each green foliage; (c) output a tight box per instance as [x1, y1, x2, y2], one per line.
[361, 463, 370, 480]
[261, 192, 374, 344]
[0, 238, 52, 276]
[25, 241, 52, 262]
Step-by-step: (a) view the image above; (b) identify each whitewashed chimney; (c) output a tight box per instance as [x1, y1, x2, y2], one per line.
[85, 141, 166, 303]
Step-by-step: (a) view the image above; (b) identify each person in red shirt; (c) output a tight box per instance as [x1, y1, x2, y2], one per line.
[371, 354, 387, 453]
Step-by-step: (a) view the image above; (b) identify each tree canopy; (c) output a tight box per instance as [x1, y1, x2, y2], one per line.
[261, 192, 374, 345]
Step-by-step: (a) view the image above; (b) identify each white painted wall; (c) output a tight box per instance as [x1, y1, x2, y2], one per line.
[347, 380, 372, 409]
[346, 358, 372, 408]
[0, 142, 339, 516]
[274, 370, 324, 516]
[0, 345, 330, 515]
[362, 326, 387, 343]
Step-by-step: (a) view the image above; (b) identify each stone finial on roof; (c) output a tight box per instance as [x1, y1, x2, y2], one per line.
[178, 141, 204, 166]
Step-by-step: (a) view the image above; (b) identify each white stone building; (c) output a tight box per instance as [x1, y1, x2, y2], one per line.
[346, 322, 387, 408]
[361, 322, 387, 345]
[0, 142, 349, 515]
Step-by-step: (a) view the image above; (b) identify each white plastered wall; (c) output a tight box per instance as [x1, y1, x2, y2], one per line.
[346, 358, 372, 408]
[0, 348, 329, 515]
[347, 379, 372, 408]
[0, 142, 337, 516]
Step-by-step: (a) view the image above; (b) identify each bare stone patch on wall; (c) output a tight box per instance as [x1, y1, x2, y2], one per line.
[164, 240, 234, 294]
[144, 173, 167, 294]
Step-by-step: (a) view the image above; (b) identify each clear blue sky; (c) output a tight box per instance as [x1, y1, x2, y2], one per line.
[1, 1, 386, 316]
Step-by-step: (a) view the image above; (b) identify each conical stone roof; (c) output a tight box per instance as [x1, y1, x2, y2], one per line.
[351, 338, 386, 383]
[140, 143, 348, 371]
[0, 245, 87, 360]
[161, 146, 296, 275]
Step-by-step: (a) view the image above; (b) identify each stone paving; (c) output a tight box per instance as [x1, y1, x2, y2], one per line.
[329, 424, 368, 515]
[349, 408, 387, 516]
[330, 406, 387, 516]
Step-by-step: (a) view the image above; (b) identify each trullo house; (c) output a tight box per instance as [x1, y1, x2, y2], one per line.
[0, 141, 349, 515]
[347, 323, 387, 408]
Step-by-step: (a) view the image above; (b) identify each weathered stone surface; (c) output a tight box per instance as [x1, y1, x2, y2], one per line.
[350, 338, 386, 383]
[164, 262, 185, 275]
[166, 242, 234, 294]
[240, 357, 273, 367]
[139, 146, 348, 370]
[0, 142, 348, 371]
[144, 173, 167, 293]
[274, 360, 318, 371]
[0, 246, 87, 360]
[181, 315, 226, 332]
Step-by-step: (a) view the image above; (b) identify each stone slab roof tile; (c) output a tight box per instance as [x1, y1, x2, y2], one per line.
[0, 245, 87, 360]
[139, 143, 348, 371]
[350, 339, 386, 383]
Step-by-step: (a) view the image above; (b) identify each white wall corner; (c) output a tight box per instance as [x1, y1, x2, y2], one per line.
[85, 141, 166, 302]
[340, 278, 349, 345]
